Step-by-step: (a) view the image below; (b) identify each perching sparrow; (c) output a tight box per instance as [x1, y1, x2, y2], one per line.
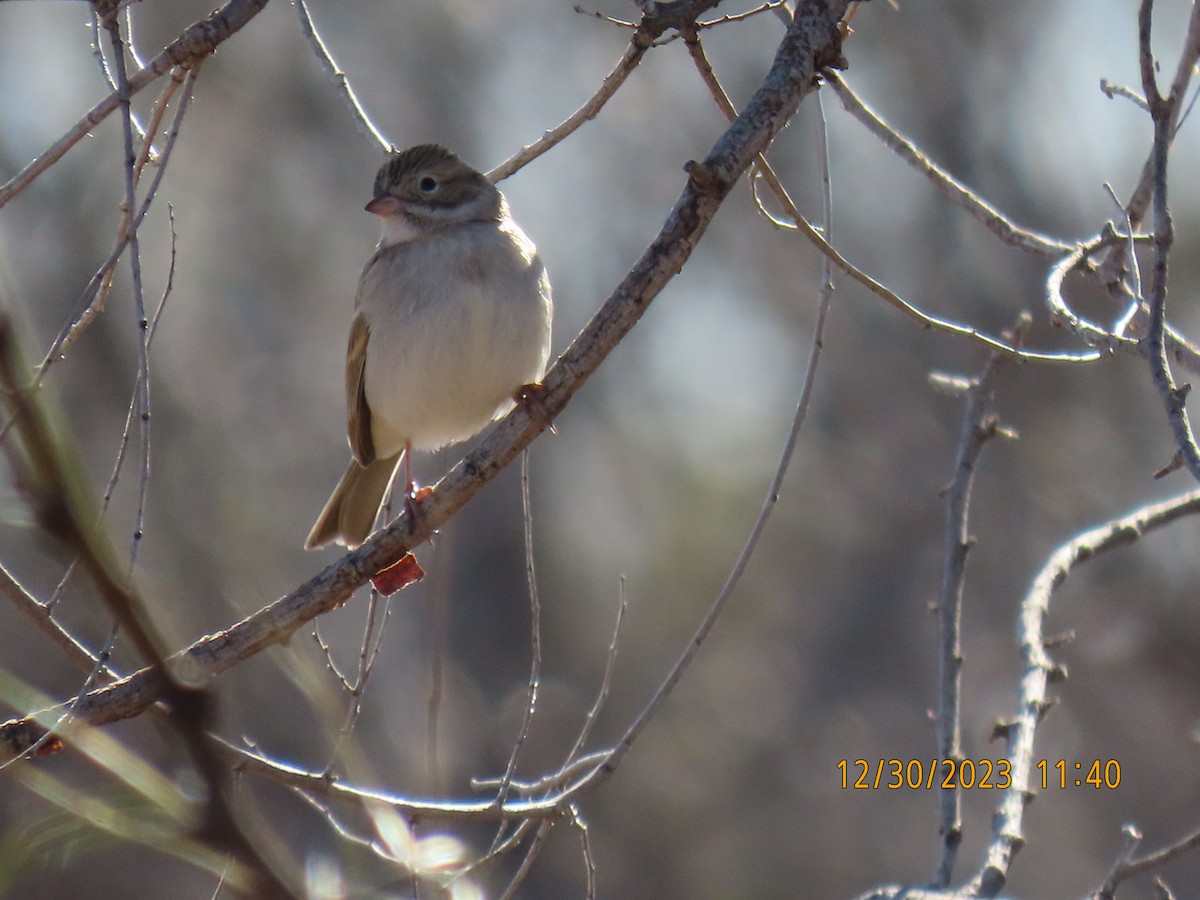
[306, 144, 552, 550]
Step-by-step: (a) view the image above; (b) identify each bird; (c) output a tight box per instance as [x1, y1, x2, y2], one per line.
[306, 144, 553, 550]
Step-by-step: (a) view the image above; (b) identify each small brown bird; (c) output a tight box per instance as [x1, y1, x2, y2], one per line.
[306, 145, 553, 550]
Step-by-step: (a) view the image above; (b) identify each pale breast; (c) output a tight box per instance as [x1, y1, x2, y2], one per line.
[357, 218, 552, 456]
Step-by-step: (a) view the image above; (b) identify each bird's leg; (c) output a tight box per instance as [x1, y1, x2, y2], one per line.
[400, 441, 433, 520]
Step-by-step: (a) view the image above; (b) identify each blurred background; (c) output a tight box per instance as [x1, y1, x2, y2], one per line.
[2, 0, 1200, 896]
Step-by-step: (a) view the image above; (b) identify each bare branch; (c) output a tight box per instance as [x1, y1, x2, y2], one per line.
[102, 9, 153, 574]
[0, 0, 269, 210]
[1045, 243, 1138, 353]
[686, 30, 1093, 363]
[0, 561, 108, 678]
[1098, 823, 1200, 898]
[488, 30, 653, 182]
[562, 579, 628, 767]
[1118, 0, 1200, 231]
[827, 74, 1075, 257]
[571, 804, 598, 900]
[696, 0, 790, 29]
[293, 0, 392, 151]
[1137, 0, 1200, 482]
[48, 67, 196, 367]
[974, 488, 1200, 895]
[929, 320, 1022, 887]
[497, 819, 554, 900]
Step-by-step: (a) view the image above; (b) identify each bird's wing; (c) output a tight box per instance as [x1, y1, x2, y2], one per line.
[346, 310, 375, 465]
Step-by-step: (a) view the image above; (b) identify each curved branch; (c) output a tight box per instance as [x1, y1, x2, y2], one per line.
[974, 488, 1200, 895]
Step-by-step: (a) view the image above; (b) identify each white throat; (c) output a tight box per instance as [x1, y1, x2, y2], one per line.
[377, 214, 424, 247]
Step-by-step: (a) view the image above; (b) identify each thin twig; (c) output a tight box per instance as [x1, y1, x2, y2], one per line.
[562, 578, 628, 766]
[1044, 243, 1139, 353]
[73, 198, 182, 629]
[456, 819, 538, 879]
[103, 11, 153, 575]
[52, 66, 187, 368]
[684, 34, 1093, 364]
[225, 738, 611, 822]
[1042, 230, 1200, 379]
[1096, 824, 1145, 899]
[1099, 823, 1200, 897]
[930, 324, 1020, 887]
[0, 563, 107, 674]
[827, 74, 1075, 257]
[88, 7, 151, 152]
[1119, 0, 1200, 231]
[572, 4, 637, 28]
[492, 447, 543, 819]
[293, 0, 392, 151]
[602, 43, 842, 781]
[487, 30, 654, 182]
[1100, 78, 1149, 112]
[497, 819, 554, 900]
[570, 804, 597, 900]
[1098, 0, 1200, 289]
[43, 65, 194, 375]
[696, 0, 790, 29]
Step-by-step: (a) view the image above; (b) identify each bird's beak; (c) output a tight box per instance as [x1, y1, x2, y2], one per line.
[365, 194, 403, 216]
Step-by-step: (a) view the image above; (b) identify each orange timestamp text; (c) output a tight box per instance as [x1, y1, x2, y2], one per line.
[837, 758, 1012, 790]
[837, 758, 1123, 790]
[1036, 758, 1121, 789]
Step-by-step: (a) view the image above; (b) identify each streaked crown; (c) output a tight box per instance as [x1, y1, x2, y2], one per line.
[372, 145, 503, 225]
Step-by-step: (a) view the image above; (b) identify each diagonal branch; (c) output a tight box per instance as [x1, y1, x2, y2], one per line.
[827, 74, 1074, 257]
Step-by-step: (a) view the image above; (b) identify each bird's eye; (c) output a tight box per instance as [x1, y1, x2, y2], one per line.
[418, 176, 438, 193]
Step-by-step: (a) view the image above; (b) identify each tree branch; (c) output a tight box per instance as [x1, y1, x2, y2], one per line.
[0, 0, 270, 210]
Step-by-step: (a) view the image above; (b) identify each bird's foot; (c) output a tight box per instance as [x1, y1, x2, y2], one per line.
[515, 381, 556, 434]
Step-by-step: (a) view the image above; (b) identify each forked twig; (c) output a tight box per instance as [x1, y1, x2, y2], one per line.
[1098, 823, 1200, 898]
